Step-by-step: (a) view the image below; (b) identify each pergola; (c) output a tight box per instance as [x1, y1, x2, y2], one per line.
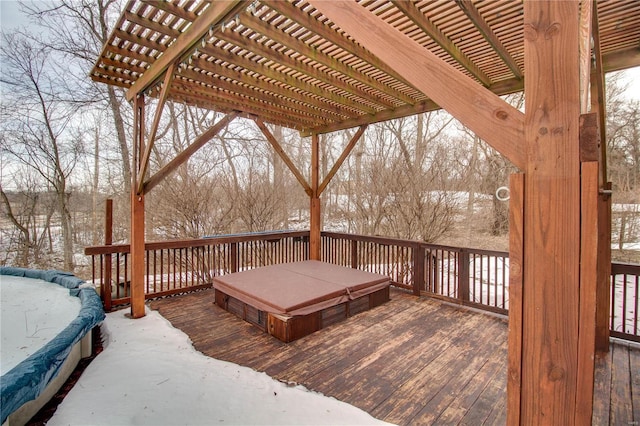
[91, 1, 640, 424]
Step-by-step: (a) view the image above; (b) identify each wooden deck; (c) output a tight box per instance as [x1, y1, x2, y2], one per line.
[149, 288, 639, 425]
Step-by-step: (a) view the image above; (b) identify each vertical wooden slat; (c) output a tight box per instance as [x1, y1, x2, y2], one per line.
[507, 173, 524, 426]
[459, 249, 470, 302]
[413, 243, 424, 296]
[230, 242, 238, 273]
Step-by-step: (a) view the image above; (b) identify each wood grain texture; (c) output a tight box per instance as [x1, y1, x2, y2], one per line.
[522, 1, 581, 422]
[507, 173, 524, 426]
[596, 182, 613, 352]
[309, 0, 525, 169]
[125, 0, 243, 101]
[576, 161, 599, 424]
[149, 290, 639, 425]
[130, 96, 146, 319]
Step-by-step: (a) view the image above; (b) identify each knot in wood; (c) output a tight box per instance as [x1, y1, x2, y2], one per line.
[523, 24, 538, 41]
[544, 23, 561, 40]
[548, 365, 565, 381]
[494, 109, 509, 121]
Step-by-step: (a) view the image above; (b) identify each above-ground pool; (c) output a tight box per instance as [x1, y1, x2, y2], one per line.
[0, 267, 105, 425]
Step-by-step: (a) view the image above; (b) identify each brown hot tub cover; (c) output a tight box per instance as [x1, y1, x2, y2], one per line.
[212, 260, 390, 316]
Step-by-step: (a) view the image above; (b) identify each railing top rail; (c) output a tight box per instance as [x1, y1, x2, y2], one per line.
[321, 231, 509, 257]
[85, 230, 310, 255]
[611, 262, 640, 275]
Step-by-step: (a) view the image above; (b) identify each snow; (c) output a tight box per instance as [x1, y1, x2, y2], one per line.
[0, 275, 81, 375]
[48, 308, 392, 425]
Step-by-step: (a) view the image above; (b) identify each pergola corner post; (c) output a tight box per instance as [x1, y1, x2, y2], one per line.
[130, 94, 146, 319]
[515, 1, 592, 423]
[310, 133, 321, 261]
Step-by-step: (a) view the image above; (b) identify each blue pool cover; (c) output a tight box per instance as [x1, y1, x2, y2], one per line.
[0, 267, 105, 424]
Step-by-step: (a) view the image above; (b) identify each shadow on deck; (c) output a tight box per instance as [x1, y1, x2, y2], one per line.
[149, 289, 639, 425]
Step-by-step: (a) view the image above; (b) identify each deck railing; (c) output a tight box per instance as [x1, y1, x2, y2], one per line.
[85, 230, 639, 342]
[321, 232, 509, 315]
[610, 262, 640, 342]
[85, 230, 309, 310]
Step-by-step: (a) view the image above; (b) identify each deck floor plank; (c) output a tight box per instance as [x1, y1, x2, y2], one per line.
[149, 288, 638, 426]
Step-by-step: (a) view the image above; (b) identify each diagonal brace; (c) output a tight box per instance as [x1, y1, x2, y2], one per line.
[144, 111, 239, 194]
[255, 118, 312, 196]
[318, 125, 367, 196]
[136, 62, 176, 194]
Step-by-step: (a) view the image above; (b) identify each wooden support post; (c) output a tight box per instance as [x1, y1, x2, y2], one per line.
[130, 95, 146, 319]
[310, 133, 321, 260]
[350, 239, 358, 269]
[596, 182, 612, 352]
[507, 173, 524, 426]
[103, 199, 113, 312]
[519, 2, 583, 423]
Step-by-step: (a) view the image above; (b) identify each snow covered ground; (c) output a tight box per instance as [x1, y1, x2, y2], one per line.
[48, 308, 392, 425]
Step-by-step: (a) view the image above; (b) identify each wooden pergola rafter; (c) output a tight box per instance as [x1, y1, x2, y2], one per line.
[92, 1, 640, 424]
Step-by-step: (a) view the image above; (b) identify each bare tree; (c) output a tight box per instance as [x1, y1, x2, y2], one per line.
[1, 33, 84, 270]
[26, 0, 132, 192]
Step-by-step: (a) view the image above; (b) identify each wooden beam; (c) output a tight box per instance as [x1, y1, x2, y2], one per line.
[576, 161, 598, 425]
[185, 58, 348, 122]
[125, 0, 243, 101]
[310, 133, 321, 261]
[136, 62, 176, 194]
[317, 125, 367, 196]
[113, 29, 167, 55]
[393, 0, 492, 87]
[144, 112, 238, 194]
[579, 0, 594, 113]
[590, 3, 607, 184]
[124, 10, 182, 39]
[254, 118, 313, 196]
[507, 173, 524, 426]
[521, 1, 582, 422]
[602, 48, 640, 73]
[305, 76, 526, 136]
[171, 83, 318, 130]
[140, 0, 198, 22]
[309, 0, 525, 170]
[179, 61, 340, 123]
[455, 0, 523, 80]
[262, 0, 419, 95]
[199, 42, 362, 119]
[239, 12, 416, 107]
[216, 28, 380, 115]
